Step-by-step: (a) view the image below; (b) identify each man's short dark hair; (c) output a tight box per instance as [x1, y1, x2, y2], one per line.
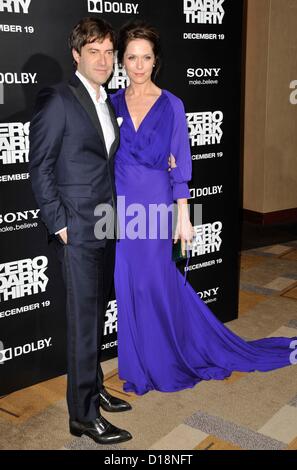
[69, 17, 116, 55]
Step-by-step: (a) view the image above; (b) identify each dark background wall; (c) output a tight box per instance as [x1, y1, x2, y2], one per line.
[0, 0, 244, 395]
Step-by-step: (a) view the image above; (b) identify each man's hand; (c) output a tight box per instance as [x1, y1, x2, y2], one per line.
[58, 228, 68, 245]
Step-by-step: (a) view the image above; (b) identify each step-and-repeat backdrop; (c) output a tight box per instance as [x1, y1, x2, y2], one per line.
[0, 0, 244, 395]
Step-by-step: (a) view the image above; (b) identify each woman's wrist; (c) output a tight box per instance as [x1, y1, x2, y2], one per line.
[177, 198, 188, 207]
[177, 199, 190, 221]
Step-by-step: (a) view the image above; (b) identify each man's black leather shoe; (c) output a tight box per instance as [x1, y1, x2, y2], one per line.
[99, 387, 132, 413]
[69, 416, 132, 445]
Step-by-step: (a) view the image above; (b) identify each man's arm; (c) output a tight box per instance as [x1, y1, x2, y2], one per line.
[29, 87, 67, 235]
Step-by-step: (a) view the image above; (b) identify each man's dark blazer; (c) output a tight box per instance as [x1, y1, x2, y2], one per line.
[29, 73, 120, 247]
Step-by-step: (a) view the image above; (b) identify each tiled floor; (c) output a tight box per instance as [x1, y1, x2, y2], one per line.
[1, 242, 297, 450]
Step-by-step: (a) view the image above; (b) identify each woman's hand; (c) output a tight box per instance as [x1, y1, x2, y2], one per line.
[174, 199, 194, 256]
[168, 157, 193, 255]
[168, 154, 177, 171]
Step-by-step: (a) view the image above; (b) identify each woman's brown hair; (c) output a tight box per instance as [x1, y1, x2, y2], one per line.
[117, 21, 161, 80]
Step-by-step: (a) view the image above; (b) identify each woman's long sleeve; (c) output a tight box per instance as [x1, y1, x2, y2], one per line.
[169, 97, 192, 200]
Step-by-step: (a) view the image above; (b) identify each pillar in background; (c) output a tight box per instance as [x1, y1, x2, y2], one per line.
[244, 0, 297, 224]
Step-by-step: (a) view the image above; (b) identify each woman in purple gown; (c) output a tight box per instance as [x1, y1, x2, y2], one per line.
[110, 22, 297, 396]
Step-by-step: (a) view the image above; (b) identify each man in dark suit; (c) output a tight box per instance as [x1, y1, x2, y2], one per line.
[29, 18, 132, 445]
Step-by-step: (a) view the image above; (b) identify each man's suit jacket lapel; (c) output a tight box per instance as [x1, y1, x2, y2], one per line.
[68, 74, 119, 160]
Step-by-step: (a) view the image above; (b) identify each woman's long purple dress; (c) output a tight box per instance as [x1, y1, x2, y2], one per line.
[110, 89, 296, 395]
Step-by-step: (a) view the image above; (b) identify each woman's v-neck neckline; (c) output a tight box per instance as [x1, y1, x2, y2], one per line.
[123, 90, 164, 134]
